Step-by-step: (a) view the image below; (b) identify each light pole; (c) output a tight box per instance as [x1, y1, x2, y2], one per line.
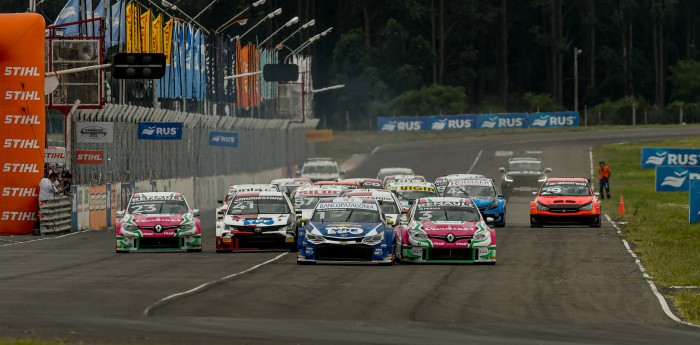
[276, 19, 315, 50]
[236, 8, 282, 42]
[160, 0, 210, 34]
[574, 47, 582, 113]
[259, 16, 299, 47]
[214, 0, 266, 35]
[284, 27, 332, 62]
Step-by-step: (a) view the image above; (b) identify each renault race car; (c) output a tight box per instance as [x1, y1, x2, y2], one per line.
[399, 197, 496, 264]
[216, 191, 298, 252]
[116, 192, 202, 252]
[342, 189, 403, 225]
[292, 185, 344, 220]
[529, 178, 601, 227]
[216, 184, 279, 222]
[297, 197, 397, 264]
[443, 178, 506, 227]
[386, 181, 438, 213]
[314, 180, 361, 190]
[342, 178, 385, 189]
[434, 173, 486, 196]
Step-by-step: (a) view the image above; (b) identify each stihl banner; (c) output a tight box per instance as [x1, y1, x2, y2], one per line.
[76, 150, 104, 164]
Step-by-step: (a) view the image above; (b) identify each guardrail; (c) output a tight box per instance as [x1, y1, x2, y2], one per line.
[39, 195, 72, 235]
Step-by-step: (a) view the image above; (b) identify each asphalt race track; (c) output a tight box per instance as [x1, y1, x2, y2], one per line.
[2, 127, 700, 344]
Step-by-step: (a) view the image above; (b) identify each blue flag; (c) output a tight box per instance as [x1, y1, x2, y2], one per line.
[54, 0, 81, 36]
[184, 24, 194, 99]
[200, 33, 207, 100]
[173, 21, 183, 99]
[193, 29, 201, 99]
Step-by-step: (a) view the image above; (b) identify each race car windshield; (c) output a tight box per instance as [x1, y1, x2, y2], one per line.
[507, 161, 543, 171]
[281, 185, 302, 195]
[303, 165, 338, 174]
[227, 198, 291, 215]
[395, 190, 436, 201]
[311, 209, 381, 223]
[415, 206, 481, 222]
[128, 201, 188, 215]
[378, 169, 413, 180]
[294, 196, 323, 210]
[381, 201, 400, 215]
[444, 185, 495, 198]
[539, 184, 590, 196]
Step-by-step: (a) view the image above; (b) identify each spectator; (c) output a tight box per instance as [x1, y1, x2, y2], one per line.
[598, 161, 612, 199]
[39, 172, 60, 199]
[61, 171, 73, 197]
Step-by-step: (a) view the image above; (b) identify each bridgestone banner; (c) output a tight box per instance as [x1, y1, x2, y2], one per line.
[0, 13, 46, 235]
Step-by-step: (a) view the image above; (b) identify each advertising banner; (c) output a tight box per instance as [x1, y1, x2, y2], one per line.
[76, 122, 114, 143]
[208, 131, 238, 148]
[476, 113, 528, 129]
[655, 166, 700, 192]
[689, 179, 700, 223]
[641, 148, 700, 168]
[377, 114, 477, 132]
[306, 130, 334, 142]
[528, 112, 580, 128]
[76, 150, 105, 164]
[0, 13, 46, 235]
[138, 122, 183, 140]
[45, 147, 66, 164]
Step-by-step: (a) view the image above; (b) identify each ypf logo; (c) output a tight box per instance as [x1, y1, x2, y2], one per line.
[326, 226, 364, 235]
[646, 149, 667, 166]
[661, 168, 688, 188]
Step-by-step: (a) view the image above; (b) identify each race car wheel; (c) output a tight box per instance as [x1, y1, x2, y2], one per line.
[297, 260, 315, 265]
[495, 213, 506, 228]
[187, 249, 202, 252]
[590, 217, 601, 228]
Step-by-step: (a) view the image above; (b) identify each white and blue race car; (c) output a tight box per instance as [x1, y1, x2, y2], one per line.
[297, 197, 397, 264]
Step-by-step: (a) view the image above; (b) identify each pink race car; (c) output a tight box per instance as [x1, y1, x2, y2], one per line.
[397, 197, 496, 264]
[116, 192, 202, 252]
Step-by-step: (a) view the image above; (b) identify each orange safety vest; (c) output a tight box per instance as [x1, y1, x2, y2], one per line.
[599, 165, 611, 179]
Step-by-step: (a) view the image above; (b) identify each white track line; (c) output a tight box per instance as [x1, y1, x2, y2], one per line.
[0, 229, 94, 247]
[143, 252, 289, 316]
[590, 147, 698, 328]
[467, 149, 483, 174]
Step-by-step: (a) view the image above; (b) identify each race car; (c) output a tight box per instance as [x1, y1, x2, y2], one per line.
[382, 174, 426, 186]
[297, 197, 397, 264]
[216, 191, 298, 252]
[342, 178, 385, 189]
[216, 184, 279, 222]
[314, 180, 361, 190]
[434, 173, 486, 196]
[386, 181, 438, 213]
[298, 158, 343, 182]
[377, 167, 415, 181]
[529, 178, 601, 227]
[499, 157, 551, 198]
[398, 197, 496, 264]
[443, 178, 506, 227]
[271, 178, 313, 196]
[292, 185, 344, 220]
[116, 192, 201, 252]
[342, 189, 403, 225]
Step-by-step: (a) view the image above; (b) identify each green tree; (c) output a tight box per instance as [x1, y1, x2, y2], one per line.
[390, 84, 468, 116]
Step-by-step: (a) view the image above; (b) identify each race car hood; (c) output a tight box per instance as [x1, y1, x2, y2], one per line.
[119, 213, 192, 237]
[307, 222, 384, 239]
[507, 171, 544, 176]
[303, 173, 339, 181]
[536, 195, 594, 206]
[413, 220, 481, 234]
[223, 214, 291, 227]
[469, 196, 496, 207]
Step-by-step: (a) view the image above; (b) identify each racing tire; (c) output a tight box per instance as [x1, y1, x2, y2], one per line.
[590, 217, 602, 228]
[495, 213, 506, 228]
[115, 250, 129, 254]
[187, 249, 202, 252]
[530, 221, 543, 228]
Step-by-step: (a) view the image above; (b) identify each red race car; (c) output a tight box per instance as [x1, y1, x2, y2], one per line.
[529, 177, 601, 227]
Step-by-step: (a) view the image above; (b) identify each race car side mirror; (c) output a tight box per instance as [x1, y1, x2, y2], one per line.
[532, 191, 538, 195]
[116, 210, 124, 220]
[486, 217, 495, 223]
[192, 209, 200, 217]
[545, 168, 552, 173]
[498, 167, 505, 173]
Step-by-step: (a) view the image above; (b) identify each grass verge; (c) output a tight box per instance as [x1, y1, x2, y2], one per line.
[593, 137, 700, 325]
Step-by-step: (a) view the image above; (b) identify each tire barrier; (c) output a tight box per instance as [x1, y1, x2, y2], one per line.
[39, 195, 72, 235]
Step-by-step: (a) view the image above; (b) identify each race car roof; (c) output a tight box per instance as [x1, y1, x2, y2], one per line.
[387, 181, 436, 188]
[294, 186, 343, 196]
[544, 177, 589, 183]
[132, 192, 184, 199]
[233, 191, 286, 198]
[416, 197, 475, 205]
[345, 190, 395, 198]
[447, 178, 494, 187]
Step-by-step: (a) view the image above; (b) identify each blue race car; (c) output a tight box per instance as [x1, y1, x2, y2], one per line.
[443, 178, 506, 227]
[297, 197, 397, 264]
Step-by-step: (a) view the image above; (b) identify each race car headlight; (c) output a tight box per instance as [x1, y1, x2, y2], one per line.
[487, 200, 499, 210]
[179, 222, 195, 231]
[503, 175, 513, 182]
[362, 232, 384, 244]
[409, 230, 429, 240]
[580, 202, 593, 211]
[536, 202, 549, 211]
[473, 231, 490, 241]
[305, 232, 325, 243]
[122, 223, 138, 231]
[224, 224, 235, 231]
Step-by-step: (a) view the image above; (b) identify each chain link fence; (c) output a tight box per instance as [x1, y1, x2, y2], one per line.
[72, 104, 317, 185]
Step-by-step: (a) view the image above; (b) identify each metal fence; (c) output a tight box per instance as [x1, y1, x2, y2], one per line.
[72, 104, 318, 185]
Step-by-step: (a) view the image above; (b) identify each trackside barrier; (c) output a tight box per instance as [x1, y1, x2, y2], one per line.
[39, 196, 72, 235]
[376, 112, 579, 132]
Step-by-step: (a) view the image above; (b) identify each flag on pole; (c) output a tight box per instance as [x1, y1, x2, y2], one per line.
[163, 18, 174, 64]
[152, 13, 163, 53]
[140, 9, 151, 53]
[54, 0, 81, 36]
[193, 29, 201, 99]
[184, 24, 194, 99]
[173, 21, 183, 98]
[199, 32, 207, 100]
